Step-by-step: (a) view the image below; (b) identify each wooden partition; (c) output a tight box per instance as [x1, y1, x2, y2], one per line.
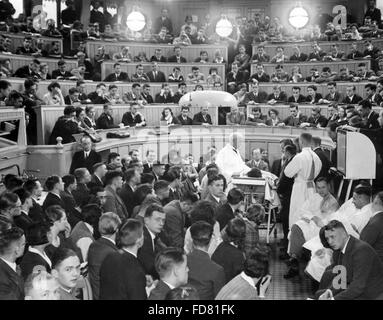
[254, 38, 383, 58]
[1, 54, 78, 75]
[5, 33, 63, 54]
[86, 41, 228, 62]
[254, 60, 371, 77]
[101, 62, 226, 84]
[8, 78, 222, 100]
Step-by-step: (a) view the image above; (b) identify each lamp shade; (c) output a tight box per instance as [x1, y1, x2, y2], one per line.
[288, 6, 309, 29]
[215, 18, 233, 37]
[127, 11, 146, 32]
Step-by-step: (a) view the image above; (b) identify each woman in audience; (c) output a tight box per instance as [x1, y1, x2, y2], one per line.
[0, 58, 12, 77]
[43, 82, 65, 106]
[233, 83, 248, 107]
[233, 44, 251, 75]
[84, 106, 97, 129]
[168, 67, 185, 82]
[290, 66, 303, 83]
[194, 84, 204, 91]
[181, 15, 197, 36]
[133, 51, 149, 63]
[266, 108, 282, 126]
[206, 67, 222, 87]
[39, 63, 51, 80]
[173, 30, 192, 46]
[336, 106, 348, 126]
[161, 107, 180, 125]
[212, 50, 226, 64]
[246, 106, 267, 126]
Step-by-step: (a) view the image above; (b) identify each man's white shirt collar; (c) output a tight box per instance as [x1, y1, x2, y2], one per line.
[341, 236, 351, 254]
[0, 258, 16, 272]
[240, 272, 257, 290]
[101, 236, 115, 245]
[29, 247, 52, 267]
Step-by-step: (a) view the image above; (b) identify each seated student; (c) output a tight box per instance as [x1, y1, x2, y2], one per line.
[346, 42, 364, 59]
[227, 62, 249, 93]
[281, 104, 308, 127]
[212, 49, 227, 64]
[233, 83, 248, 106]
[206, 67, 222, 87]
[305, 68, 320, 83]
[243, 80, 267, 104]
[122, 103, 147, 127]
[155, 83, 174, 103]
[187, 221, 226, 300]
[246, 107, 267, 126]
[226, 105, 246, 125]
[289, 45, 308, 62]
[103, 63, 130, 82]
[48, 106, 80, 144]
[105, 84, 123, 105]
[187, 66, 205, 84]
[113, 46, 133, 62]
[131, 64, 150, 83]
[149, 247, 189, 300]
[212, 218, 246, 283]
[287, 86, 306, 103]
[150, 48, 167, 63]
[270, 46, 288, 63]
[315, 67, 336, 84]
[308, 42, 326, 61]
[51, 248, 81, 300]
[323, 44, 344, 61]
[353, 62, 377, 81]
[246, 148, 269, 171]
[267, 84, 287, 104]
[168, 67, 185, 82]
[300, 107, 329, 128]
[161, 107, 180, 125]
[168, 46, 187, 63]
[250, 63, 270, 83]
[289, 66, 303, 83]
[96, 104, 120, 129]
[251, 45, 270, 63]
[146, 62, 166, 82]
[15, 37, 37, 56]
[141, 84, 154, 104]
[357, 99, 380, 129]
[192, 29, 208, 45]
[319, 82, 343, 104]
[43, 82, 65, 106]
[363, 39, 381, 60]
[176, 105, 193, 125]
[12, 188, 34, 233]
[123, 83, 145, 105]
[133, 51, 149, 63]
[333, 67, 354, 82]
[88, 83, 110, 105]
[173, 82, 187, 103]
[0, 225, 25, 300]
[64, 88, 81, 106]
[106, 152, 123, 171]
[51, 60, 72, 80]
[173, 30, 192, 46]
[306, 85, 323, 104]
[193, 105, 213, 125]
[194, 50, 209, 63]
[342, 85, 363, 104]
[270, 65, 290, 83]
[266, 108, 282, 126]
[20, 223, 52, 280]
[216, 249, 271, 300]
[24, 270, 60, 300]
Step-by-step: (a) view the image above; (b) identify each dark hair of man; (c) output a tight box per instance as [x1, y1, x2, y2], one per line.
[0, 226, 24, 255]
[76, 80, 85, 87]
[191, 66, 199, 72]
[315, 176, 328, 185]
[144, 203, 164, 218]
[82, 204, 102, 226]
[104, 170, 122, 185]
[132, 83, 141, 89]
[153, 180, 169, 193]
[300, 132, 313, 144]
[190, 200, 216, 225]
[365, 83, 377, 90]
[92, 162, 104, 172]
[243, 248, 269, 278]
[44, 205, 65, 224]
[359, 99, 372, 110]
[319, 220, 347, 248]
[62, 174, 76, 189]
[45, 175, 61, 191]
[69, 88, 79, 95]
[225, 217, 246, 245]
[98, 212, 121, 236]
[0, 80, 11, 90]
[155, 247, 185, 278]
[32, 59, 41, 66]
[190, 221, 213, 247]
[47, 81, 60, 92]
[134, 184, 153, 204]
[117, 218, 143, 248]
[174, 46, 181, 51]
[284, 144, 297, 156]
[0, 192, 19, 212]
[96, 83, 106, 89]
[207, 174, 224, 186]
[107, 152, 120, 164]
[13, 188, 31, 205]
[75, 106, 83, 118]
[354, 184, 372, 197]
[180, 192, 199, 203]
[124, 168, 137, 183]
[307, 85, 317, 91]
[113, 62, 120, 69]
[23, 179, 38, 194]
[3, 174, 23, 191]
[227, 188, 244, 205]
[109, 84, 117, 91]
[24, 79, 35, 91]
[246, 204, 265, 224]
[289, 104, 298, 110]
[63, 105, 76, 116]
[51, 248, 78, 269]
[292, 86, 301, 91]
[312, 136, 322, 146]
[327, 81, 336, 87]
[7, 90, 23, 103]
[162, 170, 178, 183]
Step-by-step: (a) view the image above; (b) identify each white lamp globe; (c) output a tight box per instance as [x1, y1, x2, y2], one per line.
[127, 11, 146, 32]
[216, 18, 233, 37]
[288, 7, 309, 29]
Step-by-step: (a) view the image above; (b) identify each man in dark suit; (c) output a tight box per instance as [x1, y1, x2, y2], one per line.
[250, 63, 270, 82]
[42, 175, 65, 212]
[141, 84, 154, 104]
[155, 83, 174, 103]
[61, 175, 83, 229]
[13, 188, 34, 234]
[342, 85, 363, 104]
[88, 212, 120, 300]
[103, 171, 129, 222]
[48, 106, 80, 145]
[187, 221, 226, 300]
[312, 137, 331, 179]
[153, 8, 173, 34]
[138, 204, 167, 280]
[168, 46, 187, 63]
[282, 104, 307, 127]
[357, 99, 380, 129]
[192, 105, 213, 125]
[87, 162, 106, 193]
[146, 62, 166, 82]
[243, 81, 268, 104]
[360, 191, 383, 263]
[176, 105, 193, 125]
[23, 179, 44, 223]
[118, 168, 141, 218]
[289, 45, 308, 61]
[205, 175, 226, 207]
[69, 136, 101, 175]
[72, 168, 92, 208]
[217, 188, 244, 231]
[51, 60, 72, 80]
[251, 45, 270, 63]
[99, 219, 147, 300]
[103, 63, 130, 82]
[316, 220, 383, 300]
[267, 85, 288, 104]
[319, 82, 343, 104]
[13, 59, 40, 79]
[96, 104, 120, 129]
[287, 86, 306, 103]
[150, 48, 168, 63]
[304, 107, 329, 128]
[149, 247, 188, 300]
[121, 103, 146, 127]
[15, 37, 37, 56]
[0, 226, 25, 300]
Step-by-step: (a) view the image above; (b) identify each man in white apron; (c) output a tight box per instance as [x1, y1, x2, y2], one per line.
[284, 133, 322, 228]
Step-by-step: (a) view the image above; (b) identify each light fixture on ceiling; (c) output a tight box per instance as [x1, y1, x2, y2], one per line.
[288, 3, 309, 29]
[216, 15, 233, 38]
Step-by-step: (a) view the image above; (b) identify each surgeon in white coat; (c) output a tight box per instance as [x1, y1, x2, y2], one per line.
[284, 133, 322, 228]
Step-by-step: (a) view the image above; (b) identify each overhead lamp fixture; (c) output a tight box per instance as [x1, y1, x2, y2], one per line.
[288, 3, 309, 29]
[127, 6, 146, 32]
[215, 15, 233, 38]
